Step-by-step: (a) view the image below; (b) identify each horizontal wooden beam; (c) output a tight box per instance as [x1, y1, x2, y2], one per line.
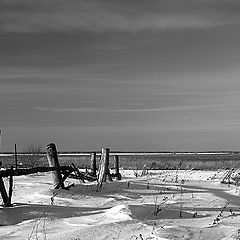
[0, 166, 72, 178]
[0, 166, 98, 182]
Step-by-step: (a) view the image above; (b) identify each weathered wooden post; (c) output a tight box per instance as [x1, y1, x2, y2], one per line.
[90, 152, 97, 176]
[0, 173, 9, 206]
[97, 148, 112, 189]
[114, 155, 122, 180]
[14, 144, 18, 170]
[8, 166, 14, 206]
[103, 148, 112, 182]
[46, 143, 64, 189]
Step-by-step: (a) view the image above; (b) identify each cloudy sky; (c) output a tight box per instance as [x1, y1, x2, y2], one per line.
[1, 0, 240, 152]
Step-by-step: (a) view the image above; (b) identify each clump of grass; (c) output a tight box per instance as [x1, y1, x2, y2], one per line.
[211, 202, 229, 226]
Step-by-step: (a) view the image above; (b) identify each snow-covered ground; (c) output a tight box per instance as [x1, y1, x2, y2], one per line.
[1, 169, 240, 240]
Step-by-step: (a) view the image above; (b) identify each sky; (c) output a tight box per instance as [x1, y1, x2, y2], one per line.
[1, 0, 240, 152]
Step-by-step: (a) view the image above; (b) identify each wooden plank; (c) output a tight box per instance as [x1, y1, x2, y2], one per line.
[0, 166, 72, 178]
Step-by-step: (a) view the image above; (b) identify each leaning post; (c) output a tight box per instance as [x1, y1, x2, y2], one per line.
[46, 143, 64, 189]
[0, 172, 9, 206]
[90, 152, 97, 176]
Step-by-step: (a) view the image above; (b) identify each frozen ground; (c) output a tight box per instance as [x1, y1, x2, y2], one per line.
[1, 169, 240, 240]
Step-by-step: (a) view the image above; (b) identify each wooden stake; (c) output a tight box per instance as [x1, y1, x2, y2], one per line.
[8, 166, 13, 206]
[97, 148, 112, 189]
[0, 173, 9, 206]
[14, 144, 18, 170]
[46, 143, 64, 189]
[90, 152, 97, 176]
[114, 155, 122, 180]
[103, 148, 112, 182]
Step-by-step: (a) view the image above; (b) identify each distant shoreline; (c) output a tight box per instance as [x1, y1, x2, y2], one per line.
[0, 151, 239, 157]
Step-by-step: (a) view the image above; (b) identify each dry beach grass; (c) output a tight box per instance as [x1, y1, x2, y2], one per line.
[1, 152, 240, 170]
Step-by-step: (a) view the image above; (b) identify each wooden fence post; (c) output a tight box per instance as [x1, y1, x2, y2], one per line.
[97, 148, 112, 189]
[114, 155, 122, 180]
[90, 152, 97, 176]
[46, 143, 64, 189]
[103, 148, 112, 182]
[0, 173, 9, 206]
[7, 166, 14, 206]
[14, 144, 18, 170]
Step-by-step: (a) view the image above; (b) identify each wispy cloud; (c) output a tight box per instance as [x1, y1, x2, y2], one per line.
[1, 0, 240, 33]
[35, 104, 214, 113]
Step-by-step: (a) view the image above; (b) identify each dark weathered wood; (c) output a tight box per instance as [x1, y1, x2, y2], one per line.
[114, 155, 119, 174]
[90, 152, 97, 176]
[105, 158, 112, 182]
[46, 143, 64, 189]
[56, 167, 75, 189]
[114, 155, 122, 180]
[0, 173, 9, 206]
[103, 148, 112, 182]
[0, 130, 1, 152]
[0, 166, 72, 178]
[70, 163, 85, 183]
[14, 144, 18, 170]
[8, 166, 14, 206]
[69, 172, 97, 182]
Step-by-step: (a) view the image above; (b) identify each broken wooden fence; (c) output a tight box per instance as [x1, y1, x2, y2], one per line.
[0, 143, 122, 207]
